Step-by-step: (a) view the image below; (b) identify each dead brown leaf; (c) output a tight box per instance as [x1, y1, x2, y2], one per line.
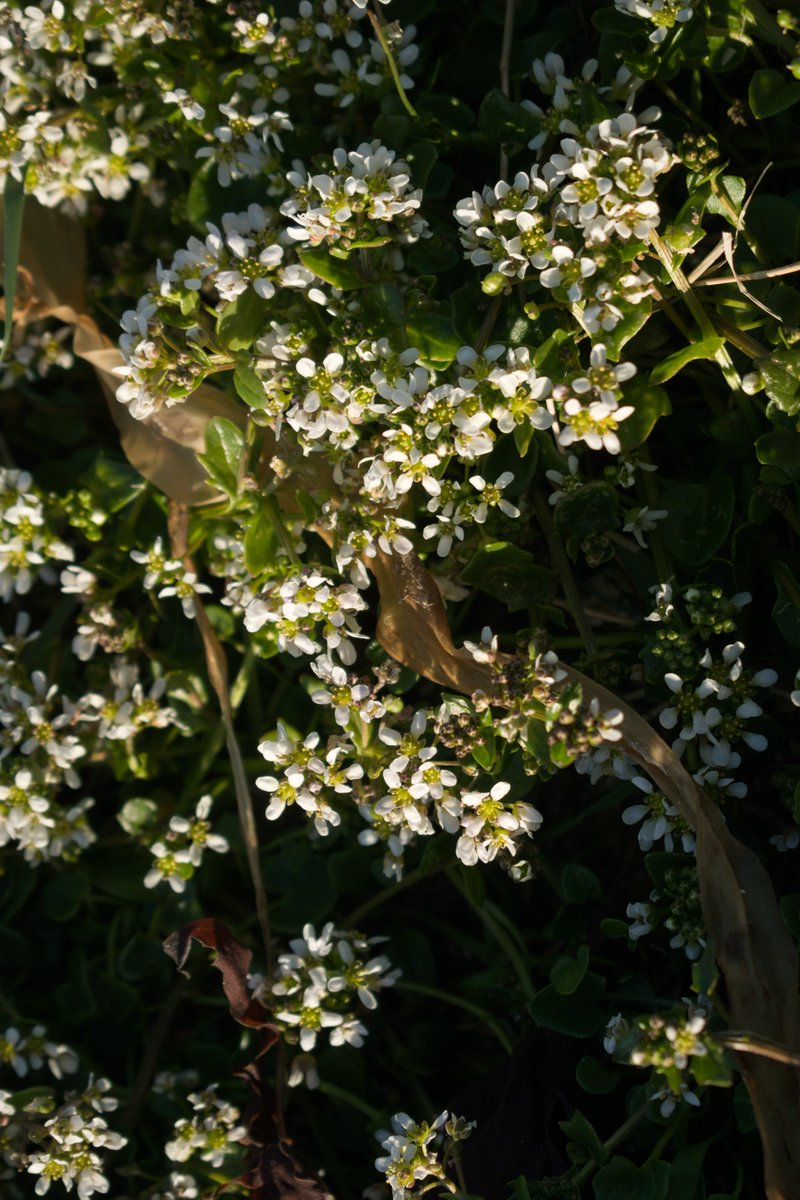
[372, 546, 800, 1199]
[163, 917, 277, 1034]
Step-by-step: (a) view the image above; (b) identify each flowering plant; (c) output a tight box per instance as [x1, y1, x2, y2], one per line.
[2, 0, 800, 1197]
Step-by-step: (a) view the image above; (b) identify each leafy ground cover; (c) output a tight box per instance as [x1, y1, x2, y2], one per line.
[2, 0, 800, 1198]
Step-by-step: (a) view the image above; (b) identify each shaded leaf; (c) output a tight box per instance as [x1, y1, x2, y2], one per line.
[660, 476, 734, 567]
[461, 542, 555, 612]
[593, 1156, 669, 1200]
[749, 68, 800, 119]
[550, 945, 590, 995]
[1, 171, 26, 362]
[757, 348, 800, 416]
[478, 88, 541, 144]
[576, 1056, 619, 1094]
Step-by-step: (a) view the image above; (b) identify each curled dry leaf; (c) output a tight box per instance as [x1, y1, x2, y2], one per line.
[373, 546, 800, 1199]
[1, 197, 242, 505]
[163, 917, 277, 1035]
[232, 1061, 333, 1200]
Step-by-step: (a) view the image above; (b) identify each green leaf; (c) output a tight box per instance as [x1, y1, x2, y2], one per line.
[243, 503, 277, 575]
[618, 379, 671, 450]
[749, 68, 800, 119]
[561, 863, 603, 904]
[559, 1109, 608, 1167]
[405, 140, 439, 187]
[577, 1056, 619, 1094]
[117, 797, 158, 836]
[199, 416, 245, 498]
[478, 88, 541, 145]
[746, 195, 800, 262]
[550, 944, 590, 995]
[118, 933, 170, 983]
[706, 175, 746, 219]
[773, 563, 800, 647]
[600, 918, 631, 940]
[756, 348, 800, 416]
[660, 476, 735, 567]
[216, 288, 271, 351]
[691, 1040, 733, 1088]
[665, 1142, 712, 1200]
[41, 872, 90, 922]
[460, 542, 555, 612]
[88, 453, 147, 513]
[233, 361, 267, 409]
[1, 170, 26, 366]
[756, 430, 800, 482]
[529, 971, 606, 1037]
[405, 311, 462, 367]
[460, 863, 486, 908]
[780, 893, 800, 940]
[600, 299, 652, 360]
[650, 337, 725, 384]
[553, 482, 620, 548]
[297, 245, 366, 290]
[593, 1157, 670, 1200]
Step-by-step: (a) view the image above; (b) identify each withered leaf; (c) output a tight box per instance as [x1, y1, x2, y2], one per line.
[372, 547, 800, 1199]
[163, 917, 277, 1033]
[230, 1061, 333, 1200]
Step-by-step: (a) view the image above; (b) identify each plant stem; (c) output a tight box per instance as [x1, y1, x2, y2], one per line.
[570, 1101, 651, 1191]
[316, 1080, 382, 1121]
[498, 0, 516, 178]
[649, 231, 761, 441]
[368, 8, 417, 118]
[533, 489, 598, 656]
[447, 868, 536, 1000]
[397, 980, 513, 1054]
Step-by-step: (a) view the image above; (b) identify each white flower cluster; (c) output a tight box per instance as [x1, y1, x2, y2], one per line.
[115, 208, 318, 419]
[579, 585, 775, 862]
[0, 469, 73, 602]
[249, 922, 400, 1070]
[149, 1172, 200, 1200]
[624, 1004, 709, 1116]
[0, 1025, 78, 1080]
[281, 141, 428, 248]
[144, 795, 229, 894]
[455, 92, 672, 333]
[614, 0, 696, 43]
[0, 325, 73, 390]
[255, 721, 364, 837]
[195, 99, 291, 188]
[375, 1111, 475, 1200]
[165, 1085, 245, 1169]
[359, 709, 544, 880]
[23, 1077, 127, 1200]
[130, 537, 212, 618]
[81, 659, 177, 742]
[244, 566, 368, 664]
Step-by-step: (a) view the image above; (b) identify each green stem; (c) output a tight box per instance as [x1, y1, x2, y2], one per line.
[532, 489, 598, 656]
[396, 980, 513, 1055]
[317, 1080, 382, 1121]
[447, 869, 536, 1001]
[343, 865, 439, 928]
[649, 231, 761, 442]
[569, 1101, 651, 1191]
[368, 9, 418, 119]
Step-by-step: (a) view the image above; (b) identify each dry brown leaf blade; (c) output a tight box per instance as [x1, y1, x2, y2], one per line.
[163, 917, 277, 1033]
[372, 548, 800, 1198]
